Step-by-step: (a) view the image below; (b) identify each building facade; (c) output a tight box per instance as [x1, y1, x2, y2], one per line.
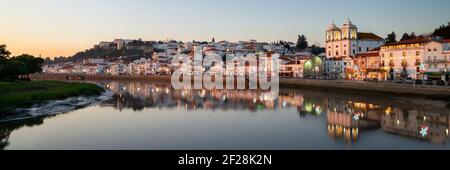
[379, 37, 450, 80]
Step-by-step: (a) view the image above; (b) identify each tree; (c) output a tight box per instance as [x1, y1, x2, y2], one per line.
[433, 22, 450, 39]
[0, 60, 27, 81]
[296, 34, 308, 50]
[310, 44, 326, 55]
[385, 32, 397, 44]
[10, 54, 44, 78]
[409, 32, 417, 39]
[400, 33, 411, 41]
[0, 44, 11, 66]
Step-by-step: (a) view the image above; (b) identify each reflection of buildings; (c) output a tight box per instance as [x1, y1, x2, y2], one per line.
[382, 109, 450, 144]
[322, 95, 448, 144]
[98, 81, 450, 145]
[326, 100, 381, 142]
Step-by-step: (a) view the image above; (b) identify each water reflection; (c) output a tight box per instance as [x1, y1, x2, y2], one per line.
[97, 80, 450, 145]
[0, 80, 449, 149]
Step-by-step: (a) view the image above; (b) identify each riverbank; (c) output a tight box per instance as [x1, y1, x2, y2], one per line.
[279, 78, 450, 101]
[31, 74, 450, 100]
[0, 81, 105, 114]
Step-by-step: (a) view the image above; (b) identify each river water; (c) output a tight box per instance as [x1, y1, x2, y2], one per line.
[1, 80, 450, 150]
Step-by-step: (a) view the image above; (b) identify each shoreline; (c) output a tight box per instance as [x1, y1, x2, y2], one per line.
[31, 74, 450, 99]
[0, 87, 113, 123]
[279, 79, 450, 102]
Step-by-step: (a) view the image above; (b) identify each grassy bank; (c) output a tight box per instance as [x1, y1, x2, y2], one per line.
[0, 81, 104, 114]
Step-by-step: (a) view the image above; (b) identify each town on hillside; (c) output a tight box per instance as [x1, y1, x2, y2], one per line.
[42, 19, 450, 84]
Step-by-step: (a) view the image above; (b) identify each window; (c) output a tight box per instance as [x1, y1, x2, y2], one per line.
[344, 45, 347, 47]
[428, 49, 431, 52]
[416, 51, 420, 56]
[402, 52, 407, 57]
[336, 45, 339, 48]
[359, 47, 362, 52]
[336, 51, 339, 56]
[366, 47, 369, 51]
[434, 48, 437, 51]
[352, 50, 356, 54]
[390, 53, 393, 57]
[344, 50, 347, 55]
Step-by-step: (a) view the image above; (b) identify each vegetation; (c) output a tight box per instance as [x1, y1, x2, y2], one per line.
[0, 81, 105, 114]
[400, 32, 417, 41]
[0, 44, 44, 81]
[385, 32, 397, 44]
[433, 22, 450, 39]
[296, 34, 309, 50]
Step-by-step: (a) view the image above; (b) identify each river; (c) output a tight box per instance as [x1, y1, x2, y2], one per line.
[1, 80, 449, 150]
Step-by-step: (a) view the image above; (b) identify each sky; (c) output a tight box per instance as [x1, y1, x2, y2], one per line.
[1, 0, 449, 58]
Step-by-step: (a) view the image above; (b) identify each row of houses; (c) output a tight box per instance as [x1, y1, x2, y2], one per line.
[323, 19, 450, 81]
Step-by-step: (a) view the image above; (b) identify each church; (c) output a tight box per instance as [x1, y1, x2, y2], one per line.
[325, 19, 385, 59]
[324, 19, 385, 79]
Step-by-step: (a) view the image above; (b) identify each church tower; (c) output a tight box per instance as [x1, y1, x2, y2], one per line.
[341, 18, 358, 40]
[326, 21, 341, 42]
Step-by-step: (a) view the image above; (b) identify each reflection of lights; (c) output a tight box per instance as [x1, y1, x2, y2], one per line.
[353, 114, 360, 121]
[385, 107, 392, 115]
[397, 120, 400, 125]
[423, 116, 427, 121]
[253, 98, 257, 104]
[282, 101, 287, 107]
[314, 106, 322, 115]
[420, 126, 429, 138]
[446, 129, 449, 136]
[305, 103, 313, 112]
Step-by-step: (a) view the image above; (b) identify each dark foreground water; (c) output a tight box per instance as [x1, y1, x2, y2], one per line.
[1, 80, 449, 150]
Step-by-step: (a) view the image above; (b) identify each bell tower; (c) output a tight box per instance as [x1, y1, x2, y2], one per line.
[326, 21, 340, 42]
[342, 18, 358, 40]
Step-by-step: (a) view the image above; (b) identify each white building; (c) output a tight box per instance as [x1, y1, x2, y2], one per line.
[380, 37, 450, 80]
[326, 19, 384, 59]
[325, 19, 384, 78]
[324, 56, 354, 79]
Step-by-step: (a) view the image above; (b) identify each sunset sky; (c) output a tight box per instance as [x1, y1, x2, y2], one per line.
[1, 0, 449, 58]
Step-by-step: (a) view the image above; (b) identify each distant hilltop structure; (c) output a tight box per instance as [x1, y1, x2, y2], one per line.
[325, 18, 385, 59]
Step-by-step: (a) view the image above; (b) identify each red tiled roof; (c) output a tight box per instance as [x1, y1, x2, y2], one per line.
[358, 32, 384, 41]
[355, 52, 379, 58]
[384, 37, 429, 46]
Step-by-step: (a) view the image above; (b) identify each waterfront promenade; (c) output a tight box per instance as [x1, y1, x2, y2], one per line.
[31, 74, 450, 98]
